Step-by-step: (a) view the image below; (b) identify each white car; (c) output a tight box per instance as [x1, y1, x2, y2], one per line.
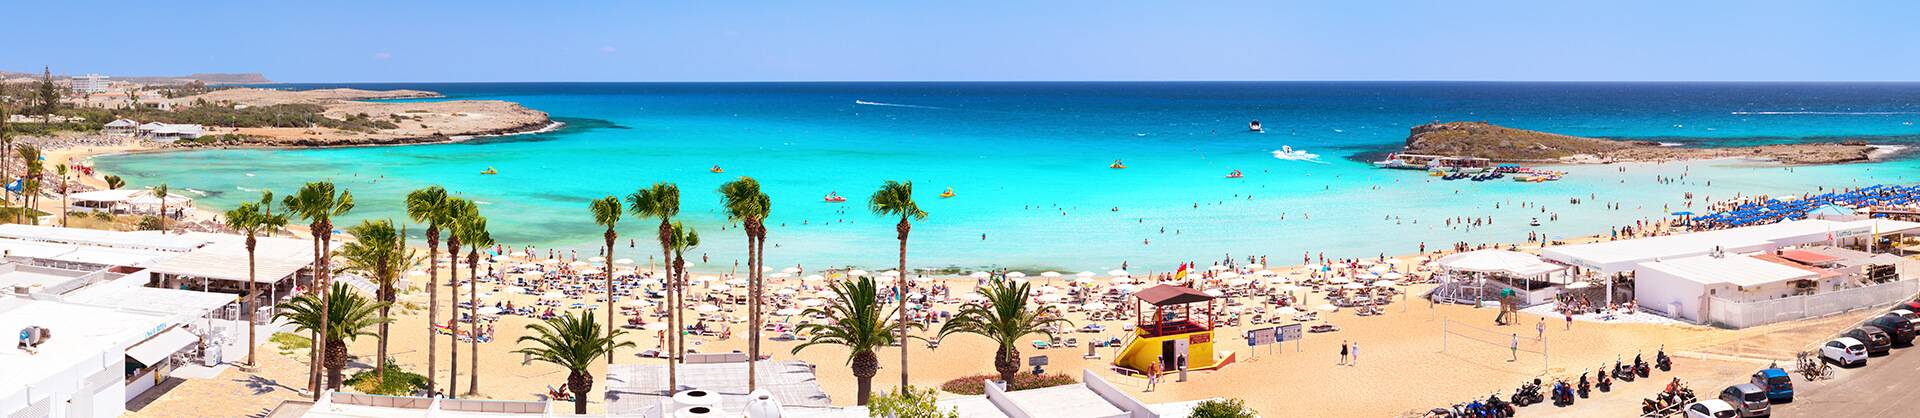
[1891, 309, 1920, 327]
[1684, 400, 1738, 418]
[1821, 337, 1868, 367]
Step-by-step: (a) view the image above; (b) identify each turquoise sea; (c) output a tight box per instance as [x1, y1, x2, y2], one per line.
[93, 82, 1920, 272]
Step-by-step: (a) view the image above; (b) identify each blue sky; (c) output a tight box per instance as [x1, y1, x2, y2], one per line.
[4, 1, 1915, 82]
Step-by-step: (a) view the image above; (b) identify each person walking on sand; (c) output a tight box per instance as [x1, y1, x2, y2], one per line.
[1537, 318, 1546, 340]
[1351, 342, 1359, 366]
[1510, 334, 1519, 362]
[1339, 340, 1350, 365]
[1146, 359, 1162, 392]
[1564, 310, 1574, 330]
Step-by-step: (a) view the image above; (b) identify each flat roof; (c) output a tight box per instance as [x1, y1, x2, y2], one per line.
[1002, 384, 1125, 418]
[0, 224, 206, 252]
[146, 232, 314, 282]
[65, 282, 236, 322]
[0, 296, 171, 396]
[1638, 254, 1817, 287]
[1543, 219, 1920, 271]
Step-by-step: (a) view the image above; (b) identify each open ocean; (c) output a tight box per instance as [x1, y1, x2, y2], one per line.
[93, 82, 1920, 272]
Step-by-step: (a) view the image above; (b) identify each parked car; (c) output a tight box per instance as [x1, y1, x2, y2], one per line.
[1718, 383, 1770, 418]
[1750, 367, 1793, 403]
[1890, 309, 1920, 328]
[1868, 314, 1915, 347]
[1842, 326, 1892, 356]
[1821, 337, 1868, 367]
[1896, 300, 1920, 313]
[1684, 400, 1739, 418]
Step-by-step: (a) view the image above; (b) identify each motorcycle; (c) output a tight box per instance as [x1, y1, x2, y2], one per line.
[1634, 354, 1651, 378]
[1613, 360, 1636, 382]
[1485, 393, 1514, 418]
[1656, 347, 1673, 372]
[1551, 379, 1575, 407]
[1576, 372, 1591, 398]
[1596, 368, 1612, 392]
[1511, 378, 1544, 407]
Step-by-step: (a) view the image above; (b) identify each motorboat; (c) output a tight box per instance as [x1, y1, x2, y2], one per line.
[823, 192, 846, 203]
[1530, 218, 1542, 227]
[939, 187, 955, 198]
[1110, 160, 1127, 169]
[710, 165, 724, 173]
[1271, 145, 1321, 162]
[480, 166, 498, 175]
[1226, 169, 1244, 179]
[1374, 153, 1490, 173]
[1249, 119, 1263, 132]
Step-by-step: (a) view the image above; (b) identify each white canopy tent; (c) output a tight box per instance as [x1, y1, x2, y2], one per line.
[1430, 249, 1570, 307]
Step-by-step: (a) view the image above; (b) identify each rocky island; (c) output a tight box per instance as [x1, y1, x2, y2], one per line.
[1399, 121, 1880, 165]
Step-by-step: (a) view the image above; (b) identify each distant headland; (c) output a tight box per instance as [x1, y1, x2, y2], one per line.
[1399, 121, 1881, 165]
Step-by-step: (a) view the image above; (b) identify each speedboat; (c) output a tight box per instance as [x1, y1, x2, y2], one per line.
[1110, 160, 1127, 169]
[939, 187, 955, 198]
[1529, 218, 1542, 227]
[1271, 145, 1320, 162]
[1225, 169, 1243, 179]
[823, 192, 846, 203]
[480, 166, 498, 175]
[710, 165, 724, 173]
[1249, 120, 1263, 132]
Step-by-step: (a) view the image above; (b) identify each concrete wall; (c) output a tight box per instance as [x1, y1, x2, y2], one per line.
[1082, 370, 1157, 418]
[981, 380, 1032, 418]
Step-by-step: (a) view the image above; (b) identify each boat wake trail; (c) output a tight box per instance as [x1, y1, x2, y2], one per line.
[854, 100, 946, 110]
[1730, 111, 1920, 115]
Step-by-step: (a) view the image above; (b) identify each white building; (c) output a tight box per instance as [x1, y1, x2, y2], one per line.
[102, 119, 140, 137]
[70, 74, 109, 94]
[136, 122, 205, 142]
[0, 296, 179, 418]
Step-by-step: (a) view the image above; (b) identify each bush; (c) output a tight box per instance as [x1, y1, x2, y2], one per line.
[344, 359, 429, 396]
[867, 385, 956, 418]
[1189, 398, 1258, 418]
[270, 332, 310, 354]
[92, 211, 111, 220]
[137, 216, 164, 230]
[938, 372, 1077, 396]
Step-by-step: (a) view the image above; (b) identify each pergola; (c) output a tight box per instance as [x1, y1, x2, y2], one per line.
[1131, 284, 1215, 338]
[1431, 249, 1569, 305]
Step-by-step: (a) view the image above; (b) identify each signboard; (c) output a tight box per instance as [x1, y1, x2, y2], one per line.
[1245, 327, 1278, 346]
[1189, 333, 1211, 344]
[1277, 323, 1303, 343]
[1028, 355, 1049, 367]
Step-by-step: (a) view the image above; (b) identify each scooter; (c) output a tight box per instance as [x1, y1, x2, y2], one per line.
[1551, 379, 1575, 407]
[1596, 367, 1612, 392]
[1656, 347, 1673, 372]
[1634, 354, 1651, 378]
[1614, 360, 1636, 382]
[1512, 379, 1543, 407]
[1485, 393, 1514, 418]
[1577, 372, 1591, 398]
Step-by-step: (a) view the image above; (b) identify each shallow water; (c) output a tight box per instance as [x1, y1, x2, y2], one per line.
[94, 82, 1920, 272]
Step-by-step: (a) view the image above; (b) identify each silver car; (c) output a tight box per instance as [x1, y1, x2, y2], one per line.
[1718, 383, 1770, 418]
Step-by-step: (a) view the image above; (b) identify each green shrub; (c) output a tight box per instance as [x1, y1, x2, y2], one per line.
[938, 372, 1076, 395]
[1189, 398, 1257, 418]
[269, 332, 310, 353]
[867, 385, 956, 418]
[344, 359, 429, 396]
[137, 216, 164, 230]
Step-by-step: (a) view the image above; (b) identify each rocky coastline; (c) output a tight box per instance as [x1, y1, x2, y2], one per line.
[1399, 121, 1881, 165]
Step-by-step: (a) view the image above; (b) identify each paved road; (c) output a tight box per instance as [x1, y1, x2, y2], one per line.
[1772, 342, 1920, 418]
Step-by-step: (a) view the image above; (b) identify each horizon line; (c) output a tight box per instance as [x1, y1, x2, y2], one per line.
[254, 79, 1920, 85]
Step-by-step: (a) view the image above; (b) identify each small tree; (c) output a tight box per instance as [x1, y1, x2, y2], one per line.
[1188, 398, 1258, 418]
[866, 385, 956, 418]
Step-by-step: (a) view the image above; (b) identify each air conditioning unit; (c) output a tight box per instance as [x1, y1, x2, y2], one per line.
[18, 326, 51, 353]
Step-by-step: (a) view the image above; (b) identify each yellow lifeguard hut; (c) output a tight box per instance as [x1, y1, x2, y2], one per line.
[1114, 284, 1234, 375]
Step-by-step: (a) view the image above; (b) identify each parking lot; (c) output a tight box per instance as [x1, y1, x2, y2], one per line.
[1772, 340, 1920, 417]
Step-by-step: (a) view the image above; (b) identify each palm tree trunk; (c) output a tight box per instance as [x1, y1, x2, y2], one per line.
[467, 251, 479, 395]
[661, 223, 677, 394]
[326, 339, 349, 390]
[246, 240, 258, 367]
[746, 226, 758, 391]
[996, 346, 1021, 385]
[568, 371, 591, 415]
[307, 230, 321, 394]
[605, 232, 617, 364]
[447, 241, 461, 397]
[897, 217, 911, 389]
[315, 227, 335, 399]
[853, 351, 877, 406]
[424, 230, 440, 395]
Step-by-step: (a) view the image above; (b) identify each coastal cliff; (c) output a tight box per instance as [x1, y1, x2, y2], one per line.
[168, 88, 552, 147]
[1400, 121, 1878, 165]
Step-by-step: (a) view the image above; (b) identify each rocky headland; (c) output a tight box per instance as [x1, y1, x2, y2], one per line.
[1399, 121, 1879, 165]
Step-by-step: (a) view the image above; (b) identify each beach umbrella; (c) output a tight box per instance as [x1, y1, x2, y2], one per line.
[624, 298, 654, 307]
[1082, 302, 1108, 311]
[1565, 281, 1593, 290]
[541, 291, 564, 299]
[1203, 289, 1225, 297]
[707, 283, 732, 292]
[589, 256, 606, 263]
[1007, 272, 1028, 279]
[1276, 306, 1300, 315]
[799, 298, 825, 307]
[881, 270, 900, 277]
[1208, 265, 1230, 271]
[1245, 263, 1264, 270]
[968, 271, 991, 279]
[963, 293, 988, 302]
[774, 287, 799, 296]
[1266, 276, 1292, 285]
[1037, 294, 1066, 303]
[725, 277, 749, 286]
[408, 270, 428, 277]
[782, 266, 802, 274]
[615, 258, 634, 265]
[478, 307, 503, 316]
[1107, 269, 1130, 277]
[1367, 265, 1390, 273]
[776, 308, 804, 316]
[643, 322, 668, 331]
[1112, 284, 1138, 292]
[1358, 272, 1380, 280]
[540, 258, 561, 265]
[803, 274, 826, 283]
[1076, 271, 1097, 278]
[693, 275, 719, 283]
[696, 304, 721, 313]
[1226, 278, 1251, 287]
[1315, 303, 1339, 312]
[847, 269, 869, 277]
[1328, 277, 1352, 285]
[762, 266, 774, 273]
[1278, 285, 1301, 292]
[492, 254, 514, 262]
[1035, 285, 1063, 294]
[1041, 271, 1062, 278]
[580, 268, 603, 275]
[769, 272, 791, 279]
[1255, 270, 1278, 277]
[1111, 276, 1135, 284]
[1372, 280, 1396, 288]
[1343, 283, 1366, 290]
[570, 261, 590, 267]
[1382, 272, 1405, 280]
[1218, 271, 1240, 279]
[914, 276, 934, 283]
[1074, 276, 1096, 284]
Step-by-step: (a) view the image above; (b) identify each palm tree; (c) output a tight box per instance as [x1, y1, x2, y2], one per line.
[514, 310, 635, 415]
[588, 195, 622, 363]
[937, 279, 1072, 384]
[791, 276, 914, 405]
[223, 199, 288, 368]
[104, 175, 124, 190]
[283, 182, 354, 396]
[667, 221, 700, 379]
[0, 101, 9, 211]
[53, 164, 67, 227]
[16, 145, 40, 225]
[719, 176, 771, 389]
[626, 182, 680, 391]
[149, 182, 168, 230]
[405, 186, 452, 395]
[338, 219, 417, 382]
[276, 282, 391, 391]
[458, 214, 493, 395]
[868, 180, 926, 388]
[441, 198, 476, 396]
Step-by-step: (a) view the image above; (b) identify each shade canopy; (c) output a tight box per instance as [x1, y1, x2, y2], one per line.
[1435, 249, 1566, 277]
[1132, 284, 1213, 306]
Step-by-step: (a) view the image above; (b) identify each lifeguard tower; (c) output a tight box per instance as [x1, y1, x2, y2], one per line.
[1114, 285, 1234, 375]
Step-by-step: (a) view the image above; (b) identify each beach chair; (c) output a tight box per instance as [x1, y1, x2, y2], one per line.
[1031, 339, 1050, 349]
